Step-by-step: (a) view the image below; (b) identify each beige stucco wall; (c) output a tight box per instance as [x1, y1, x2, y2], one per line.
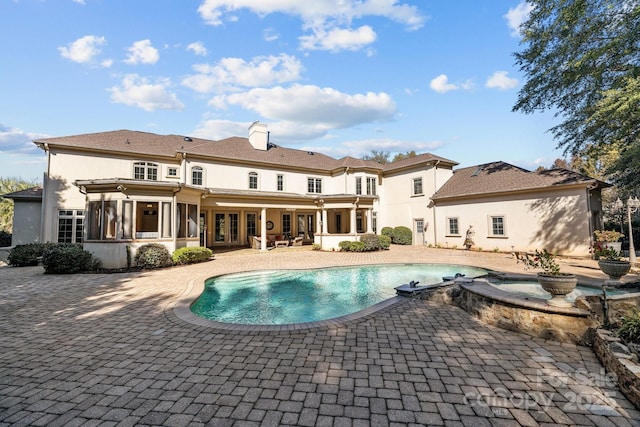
[11, 200, 42, 245]
[377, 165, 453, 243]
[433, 188, 593, 256]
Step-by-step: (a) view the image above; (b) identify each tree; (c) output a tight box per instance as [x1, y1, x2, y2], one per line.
[513, 0, 640, 187]
[0, 177, 39, 232]
[392, 151, 417, 162]
[361, 150, 390, 164]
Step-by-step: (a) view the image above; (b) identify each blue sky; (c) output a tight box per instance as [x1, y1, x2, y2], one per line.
[0, 0, 562, 181]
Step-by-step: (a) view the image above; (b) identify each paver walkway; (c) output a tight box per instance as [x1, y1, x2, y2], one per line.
[1, 246, 639, 426]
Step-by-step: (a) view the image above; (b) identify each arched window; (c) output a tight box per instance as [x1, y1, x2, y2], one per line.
[133, 162, 158, 181]
[248, 172, 258, 189]
[192, 166, 203, 186]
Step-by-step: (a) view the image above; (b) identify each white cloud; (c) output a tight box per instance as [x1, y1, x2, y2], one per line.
[300, 25, 376, 52]
[72, 0, 86, 4]
[196, 0, 425, 51]
[187, 41, 208, 56]
[429, 74, 459, 94]
[124, 40, 159, 65]
[0, 123, 48, 154]
[505, 1, 533, 37]
[486, 71, 518, 90]
[263, 27, 279, 42]
[58, 35, 106, 64]
[182, 54, 303, 93]
[209, 84, 396, 130]
[108, 74, 184, 111]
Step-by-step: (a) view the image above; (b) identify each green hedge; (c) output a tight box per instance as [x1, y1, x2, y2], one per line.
[134, 243, 173, 269]
[8, 243, 58, 267]
[381, 227, 394, 239]
[0, 230, 11, 247]
[392, 226, 412, 245]
[42, 245, 100, 274]
[172, 247, 213, 265]
[379, 234, 391, 250]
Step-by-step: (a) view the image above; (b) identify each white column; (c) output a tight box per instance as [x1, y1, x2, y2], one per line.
[350, 206, 357, 235]
[366, 209, 372, 233]
[322, 209, 329, 234]
[260, 208, 267, 251]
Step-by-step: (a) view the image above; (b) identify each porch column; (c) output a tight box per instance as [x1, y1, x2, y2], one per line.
[350, 205, 357, 235]
[260, 208, 268, 251]
[366, 209, 373, 233]
[322, 209, 329, 234]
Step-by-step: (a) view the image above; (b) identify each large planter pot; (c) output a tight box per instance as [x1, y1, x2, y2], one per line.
[536, 273, 578, 307]
[598, 259, 631, 281]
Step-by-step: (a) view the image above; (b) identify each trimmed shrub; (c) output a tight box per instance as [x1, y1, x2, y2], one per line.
[348, 241, 367, 252]
[42, 244, 100, 274]
[311, 243, 321, 251]
[0, 230, 11, 247]
[379, 234, 391, 250]
[359, 233, 380, 251]
[381, 227, 394, 239]
[392, 226, 412, 245]
[8, 243, 57, 267]
[338, 241, 352, 251]
[172, 247, 213, 265]
[134, 243, 173, 269]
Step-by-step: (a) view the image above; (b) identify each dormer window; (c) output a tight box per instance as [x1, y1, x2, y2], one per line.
[134, 162, 158, 181]
[192, 166, 203, 186]
[249, 172, 258, 190]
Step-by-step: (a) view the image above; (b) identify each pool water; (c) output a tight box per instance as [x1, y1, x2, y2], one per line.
[191, 264, 488, 325]
[487, 279, 630, 302]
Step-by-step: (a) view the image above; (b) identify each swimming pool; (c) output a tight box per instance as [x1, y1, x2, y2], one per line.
[191, 264, 488, 325]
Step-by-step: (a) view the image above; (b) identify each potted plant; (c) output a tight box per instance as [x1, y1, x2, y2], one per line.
[593, 230, 624, 258]
[517, 249, 578, 307]
[591, 242, 631, 282]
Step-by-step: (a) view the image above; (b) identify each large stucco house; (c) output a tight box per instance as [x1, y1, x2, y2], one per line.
[4, 122, 607, 268]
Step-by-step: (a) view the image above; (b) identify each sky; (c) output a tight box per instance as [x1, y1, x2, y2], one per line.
[0, 0, 564, 182]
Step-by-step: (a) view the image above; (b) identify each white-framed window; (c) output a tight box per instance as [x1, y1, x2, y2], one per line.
[447, 217, 460, 235]
[192, 166, 203, 186]
[490, 216, 506, 236]
[412, 177, 423, 196]
[133, 161, 158, 181]
[355, 177, 362, 195]
[167, 167, 178, 178]
[307, 177, 322, 194]
[367, 177, 376, 196]
[249, 172, 258, 190]
[277, 174, 284, 191]
[372, 211, 377, 233]
[57, 210, 84, 243]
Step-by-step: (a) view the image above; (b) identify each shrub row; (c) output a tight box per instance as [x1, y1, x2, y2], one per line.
[338, 233, 391, 252]
[134, 244, 213, 270]
[381, 226, 412, 245]
[9, 242, 213, 273]
[0, 230, 11, 247]
[8, 242, 101, 274]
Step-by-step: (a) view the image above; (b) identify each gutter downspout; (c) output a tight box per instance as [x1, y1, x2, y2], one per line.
[432, 160, 441, 246]
[40, 143, 50, 243]
[586, 182, 598, 252]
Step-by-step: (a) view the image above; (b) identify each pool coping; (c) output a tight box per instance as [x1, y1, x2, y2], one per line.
[172, 272, 408, 332]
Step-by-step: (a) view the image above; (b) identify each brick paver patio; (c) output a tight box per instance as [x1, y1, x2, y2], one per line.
[1, 246, 639, 426]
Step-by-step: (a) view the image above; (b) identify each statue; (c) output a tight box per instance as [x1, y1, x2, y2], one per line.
[464, 225, 475, 250]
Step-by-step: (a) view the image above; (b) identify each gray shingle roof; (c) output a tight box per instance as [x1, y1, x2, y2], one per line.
[33, 130, 456, 174]
[2, 186, 43, 200]
[431, 161, 608, 200]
